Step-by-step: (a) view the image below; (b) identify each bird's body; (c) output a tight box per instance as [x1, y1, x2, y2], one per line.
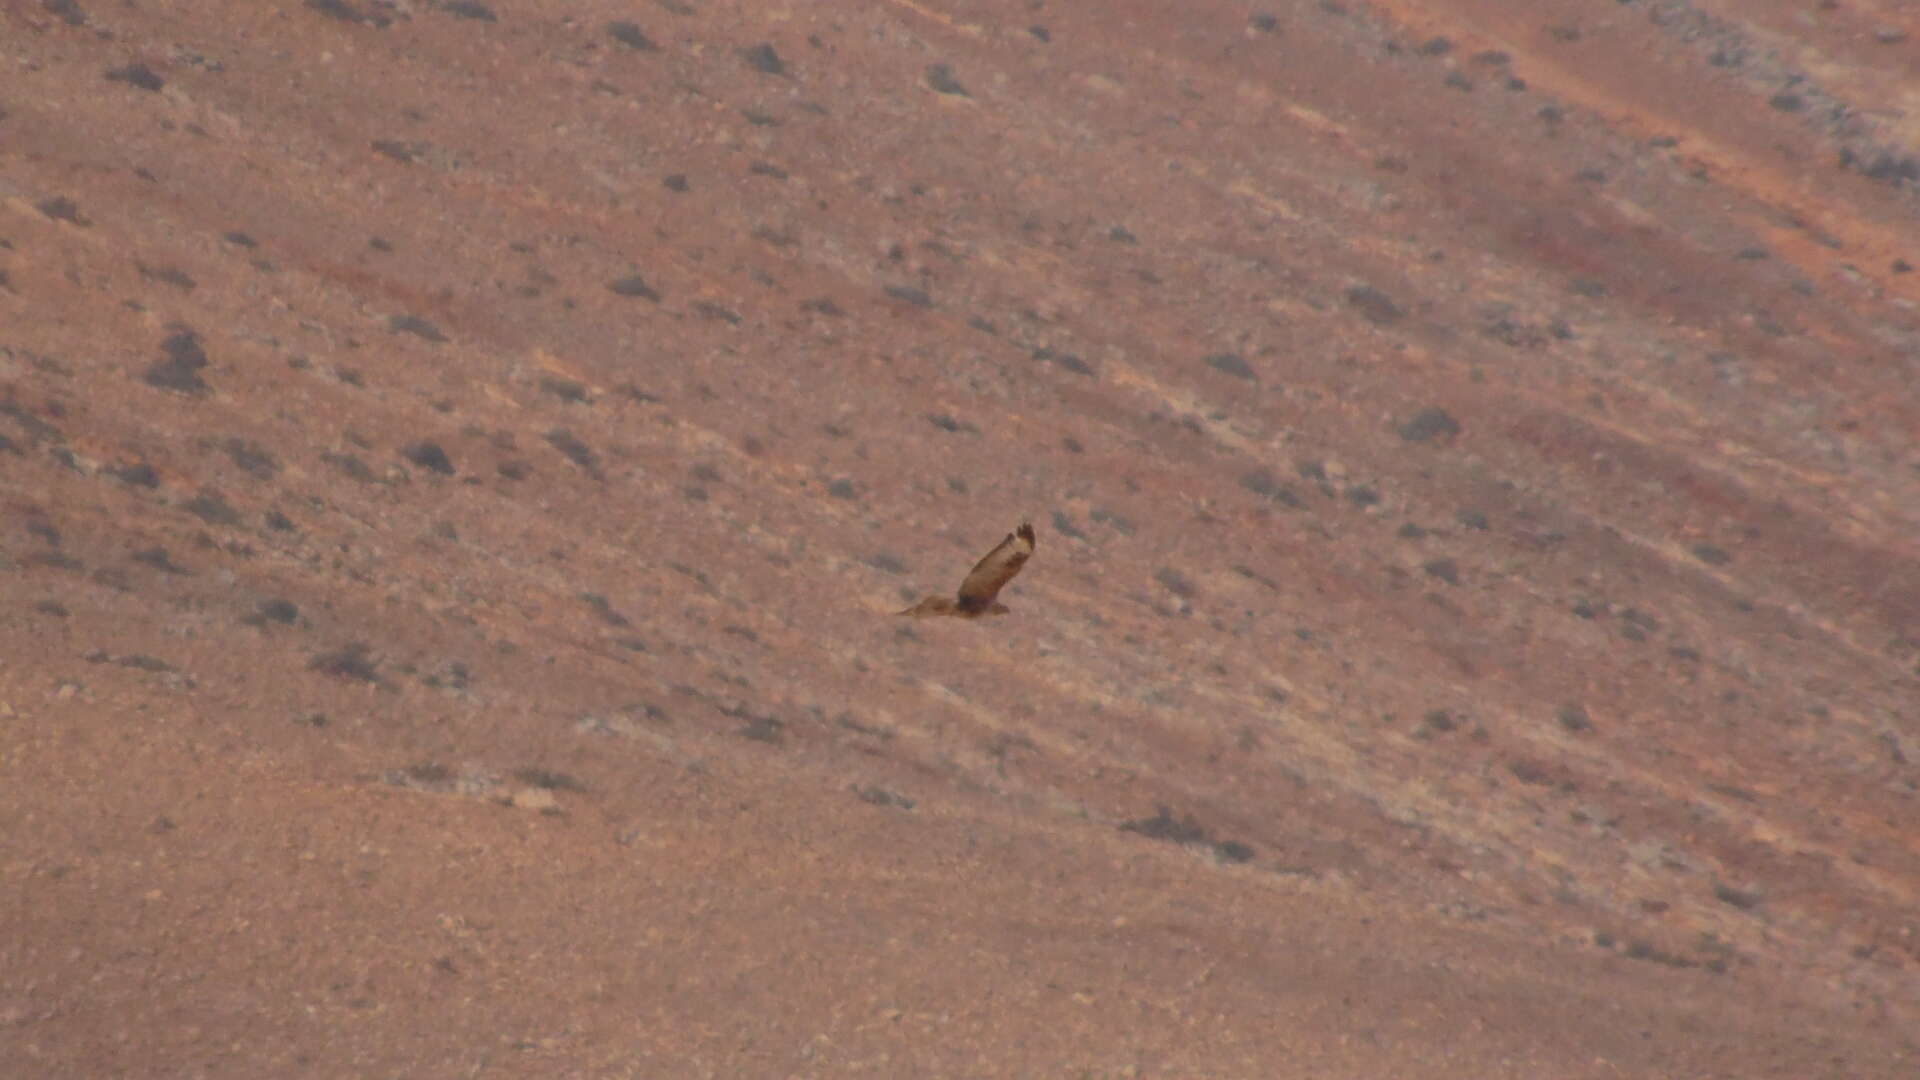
[899, 523, 1035, 618]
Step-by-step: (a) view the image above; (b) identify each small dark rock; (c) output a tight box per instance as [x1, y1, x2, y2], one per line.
[1692, 544, 1732, 566]
[607, 21, 656, 50]
[545, 429, 598, 472]
[1049, 511, 1087, 541]
[539, 377, 590, 403]
[143, 331, 210, 395]
[864, 553, 907, 575]
[693, 300, 743, 324]
[514, 767, 586, 792]
[580, 593, 632, 627]
[132, 546, 189, 574]
[1033, 347, 1093, 376]
[399, 763, 450, 786]
[36, 197, 88, 226]
[1213, 840, 1255, 864]
[608, 274, 661, 301]
[440, 1, 496, 21]
[1203, 353, 1255, 380]
[926, 64, 969, 96]
[388, 314, 448, 343]
[105, 63, 164, 92]
[224, 437, 279, 478]
[853, 785, 915, 810]
[736, 714, 784, 744]
[1508, 759, 1554, 786]
[112, 462, 161, 487]
[1121, 805, 1208, 845]
[309, 642, 380, 683]
[45, 0, 87, 26]
[1345, 283, 1403, 325]
[1238, 469, 1301, 507]
[370, 139, 422, 164]
[1398, 406, 1461, 443]
[402, 441, 455, 475]
[741, 43, 786, 76]
[322, 452, 378, 484]
[184, 489, 242, 526]
[305, 0, 387, 23]
[885, 284, 933, 307]
[255, 599, 300, 625]
[1154, 567, 1196, 599]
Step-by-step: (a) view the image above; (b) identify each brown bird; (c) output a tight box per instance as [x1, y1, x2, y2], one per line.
[898, 522, 1036, 618]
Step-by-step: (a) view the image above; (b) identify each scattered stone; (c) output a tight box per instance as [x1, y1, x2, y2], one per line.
[440, 1, 496, 21]
[36, 197, 89, 226]
[105, 64, 164, 92]
[402, 441, 455, 475]
[741, 43, 786, 76]
[853, 785, 915, 810]
[608, 274, 661, 300]
[1203, 353, 1254, 380]
[224, 438, 279, 477]
[926, 64, 969, 96]
[143, 331, 210, 395]
[388, 314, 448, 343]
[1692, 544, 1732, 566]
[1345, 283, 1403, 325]
[607, 21, 656, 50]
[545, 429, 598, 472]
[1154, 567, 1196, 599]
[309, 642, 379, 683]
[1398, 407, 1461, 443]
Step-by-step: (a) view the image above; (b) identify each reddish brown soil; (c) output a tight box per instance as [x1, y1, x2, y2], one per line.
[3, 0, 1917, 1075]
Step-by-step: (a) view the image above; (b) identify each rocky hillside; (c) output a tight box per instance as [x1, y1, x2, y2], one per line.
[3, 0, 1916, 1075]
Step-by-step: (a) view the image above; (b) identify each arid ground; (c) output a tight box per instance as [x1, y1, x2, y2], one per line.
[3, 0, 1917, 1075]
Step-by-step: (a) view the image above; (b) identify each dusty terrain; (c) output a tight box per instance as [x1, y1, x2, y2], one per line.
[3, 0, 1918, 1075]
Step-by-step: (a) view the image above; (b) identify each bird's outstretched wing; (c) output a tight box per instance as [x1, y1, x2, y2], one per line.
[955, 523, 1035, 610]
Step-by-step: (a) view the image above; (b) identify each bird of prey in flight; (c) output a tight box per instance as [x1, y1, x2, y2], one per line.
[898, 523, 1036, 618]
